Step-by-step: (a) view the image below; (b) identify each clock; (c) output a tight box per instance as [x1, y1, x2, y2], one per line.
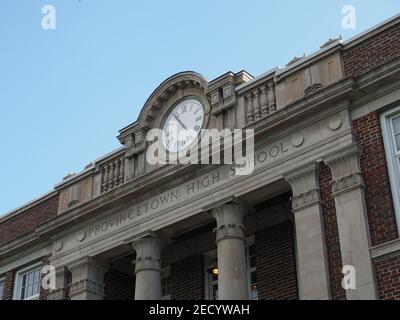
[161, 98, 205, 153]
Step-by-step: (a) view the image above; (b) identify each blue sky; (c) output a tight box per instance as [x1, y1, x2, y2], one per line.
[0, 0, 399, 215]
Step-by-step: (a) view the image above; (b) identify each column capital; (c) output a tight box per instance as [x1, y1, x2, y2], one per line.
[132, 235, 161, 273]
[283, 161, 321, 212]
[67, 257, 109, 300]
[323, 144, 364, 195]
[211, 203, 247, 243]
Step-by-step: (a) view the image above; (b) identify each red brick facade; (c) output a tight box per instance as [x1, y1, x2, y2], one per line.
[2, 270, 16, 300]
[104, 269, 135, 300]
[319, 165, 347, 300]
[255, 221, 298, 300]
[170, 255, 205, 300]
[343, 22, 400, 77]
[374, 255, 400, 299]
[353, 112, 398, 246]
[0, 194, 59, 243]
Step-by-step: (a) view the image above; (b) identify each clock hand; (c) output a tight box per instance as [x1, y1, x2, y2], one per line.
[172, 113, 187, 130]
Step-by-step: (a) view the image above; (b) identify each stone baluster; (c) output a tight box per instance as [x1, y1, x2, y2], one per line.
[113, 160, 120, 188]
[102, 165, 109, 192]
[246, 93, 254, 122]
[268, 82, 277, 111]
[119, 157, 124, 184]
[253, 89, 261, 119]
[107, 163, 114, 190]
[260, 85, 269, 116]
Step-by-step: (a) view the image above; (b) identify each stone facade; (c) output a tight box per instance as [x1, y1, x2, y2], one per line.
[1, 14, 400, 300]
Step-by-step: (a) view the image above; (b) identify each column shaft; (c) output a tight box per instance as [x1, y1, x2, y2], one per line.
[284, 162, 331, 300]
[212, 203, 249, 300]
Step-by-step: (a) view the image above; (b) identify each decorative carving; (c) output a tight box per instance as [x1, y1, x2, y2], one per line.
[292, 134, 304, 147]
[323, 144, 364, 194]
[329, 116, 342, 130]
[283, 162, 321, 211]
[211, 203, 247, 243]
[132, 236, 161, 273]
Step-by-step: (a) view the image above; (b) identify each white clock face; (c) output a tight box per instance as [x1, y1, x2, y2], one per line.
[162, 98, 205, 153]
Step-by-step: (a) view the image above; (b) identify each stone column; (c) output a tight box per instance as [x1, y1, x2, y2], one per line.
[324, 144, 377, 300]
[47, 265, 67, 300]
[284, 162, 331, 300]
[68, 257, 108, 300]
[132, 235, 162, 300]
[211, 203, 249, 300]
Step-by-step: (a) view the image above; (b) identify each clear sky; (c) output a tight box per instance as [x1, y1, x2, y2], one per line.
[0, 0, 399, 215]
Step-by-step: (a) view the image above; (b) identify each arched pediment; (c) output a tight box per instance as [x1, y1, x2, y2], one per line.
[139, 71, 209, 128]
[118, 71, 209, 144]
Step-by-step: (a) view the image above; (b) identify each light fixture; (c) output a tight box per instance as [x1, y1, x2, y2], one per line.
[206, 260, 218, 275]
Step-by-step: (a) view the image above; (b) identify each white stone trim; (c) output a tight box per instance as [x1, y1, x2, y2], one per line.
[380, 105, 400, 232]
[0, 245, 51, 275]
[371, 238, 400, 259]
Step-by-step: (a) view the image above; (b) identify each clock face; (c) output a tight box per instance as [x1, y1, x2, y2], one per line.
[162, 98, 205, 153]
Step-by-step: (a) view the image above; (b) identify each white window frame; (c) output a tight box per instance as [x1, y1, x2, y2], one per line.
[246, 236, 258, 300]
[13, 262, 42, 300]
[0, 277, 5, 300]
[381, 106, 400, 231]
[161, 266, 171, 300]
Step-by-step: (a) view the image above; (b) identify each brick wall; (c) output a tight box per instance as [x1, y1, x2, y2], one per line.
[0, 194, 59, 243]
[319, 164, 346, 300]
[353, 112, 398, 246]
[170, 254, 205, 300]
[374, 255, 400, 299]
[2, 270, 16, 300]
[104, 269, 135, 300]
[343, 22, 400, 77]
[255, 221, 298, 300]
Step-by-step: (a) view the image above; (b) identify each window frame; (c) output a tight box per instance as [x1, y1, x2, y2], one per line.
[246, 236, 258, 300]
[161, 266, 171, 300]
[13, 262, 42, 300]
[381, 106, 400, 232]
[0, 277, 5, 300]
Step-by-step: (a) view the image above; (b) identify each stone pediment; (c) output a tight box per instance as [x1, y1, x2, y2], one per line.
[117, 71, 209, 144]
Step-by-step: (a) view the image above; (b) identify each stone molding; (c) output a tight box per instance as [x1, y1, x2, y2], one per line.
[283, 161, 321, 211]
[211, 203, 247, 243]
[47, 266, 68, 300]
[132, 235, 161, 273]
[323, 144, 364, 195]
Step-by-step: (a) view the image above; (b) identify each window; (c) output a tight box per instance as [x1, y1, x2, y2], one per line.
[14, 263, 42, 300]
[161, 266, 171, 300]
[246, 239, 258, 300]
[381, 107, 400, 229]
[0, 278, 5, 300]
